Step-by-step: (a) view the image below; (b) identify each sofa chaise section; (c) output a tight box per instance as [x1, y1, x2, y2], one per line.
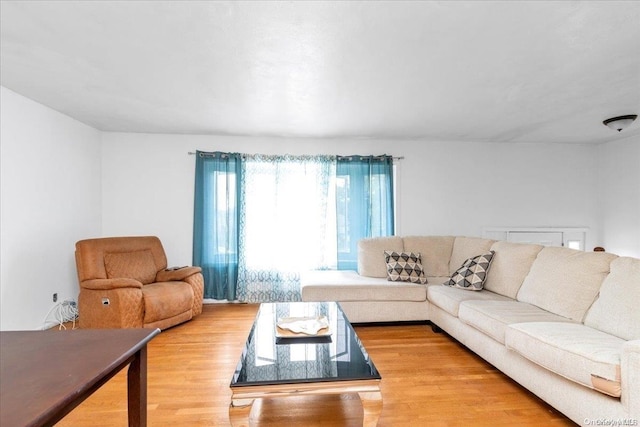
[300, 270, 430, 322]
[301, 235, 457, 322]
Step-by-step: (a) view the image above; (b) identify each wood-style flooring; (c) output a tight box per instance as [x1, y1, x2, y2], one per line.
[55, 304, 575, 426]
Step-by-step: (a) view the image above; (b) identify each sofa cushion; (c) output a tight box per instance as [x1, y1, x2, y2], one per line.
[449, 237, 495, 275]
[458, 300, 574, 344]
[584, 257, 640, 341]
[385, 251, 427, 284]
[484, 241, 544, 298]
[445, 251, 495, 291]
[104, 249, 157, 284]
[505, 322, 624, 397]
[427, 285, 511, 317]
[358, 236, 404, 278]
[516, 247, 618, 321]
[402, 236, 455, 277]
[142, 281, 194, 324]
[301, 270, 427, 302]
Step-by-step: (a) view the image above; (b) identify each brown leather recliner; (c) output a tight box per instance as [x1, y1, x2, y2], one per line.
[75, 236, 204, 330]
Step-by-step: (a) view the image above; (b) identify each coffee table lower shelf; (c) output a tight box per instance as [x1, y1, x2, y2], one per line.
[229, 379, 382, 427]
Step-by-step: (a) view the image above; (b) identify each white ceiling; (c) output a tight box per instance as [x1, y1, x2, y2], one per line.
[1, 1, 639, 144]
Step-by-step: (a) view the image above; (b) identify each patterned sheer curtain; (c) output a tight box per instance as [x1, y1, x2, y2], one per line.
[336, 155, 395, 270]
[192, 151, 242, 300]
[237, 155, 337, 302]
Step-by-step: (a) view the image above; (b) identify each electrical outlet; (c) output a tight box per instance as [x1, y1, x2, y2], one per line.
[53, 293, 58, 303]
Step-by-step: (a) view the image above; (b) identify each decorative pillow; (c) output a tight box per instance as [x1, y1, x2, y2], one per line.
[445, 251, 495, 291]
[384, 251, 428, 284]
[104, 250, 157, 284]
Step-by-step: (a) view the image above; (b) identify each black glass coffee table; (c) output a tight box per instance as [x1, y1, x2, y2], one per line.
[229, 301, 382, 426]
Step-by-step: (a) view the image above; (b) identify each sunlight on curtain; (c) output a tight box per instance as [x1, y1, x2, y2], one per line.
[237, 155, 337, 302]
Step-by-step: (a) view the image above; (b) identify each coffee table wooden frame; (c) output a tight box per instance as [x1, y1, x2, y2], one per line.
[230, 379, 382, 427]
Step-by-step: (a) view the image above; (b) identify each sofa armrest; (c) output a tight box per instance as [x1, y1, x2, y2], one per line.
[622, 339, 640, 417]
[80, 278, 143, 290]
[156, 266, 202, 282]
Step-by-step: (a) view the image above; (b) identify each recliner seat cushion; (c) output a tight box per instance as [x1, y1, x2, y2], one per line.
[142, 281, 194, 324]
[516, 247, 618, 321]
[505, 322, 624, 397]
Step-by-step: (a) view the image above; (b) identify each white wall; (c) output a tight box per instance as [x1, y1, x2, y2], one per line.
[101, 133, 600, 262]
[397, 141, 599, 247]
[2, 91, 633, 330]
[0, 87, 102, 330]
[598, 135, 640, 257]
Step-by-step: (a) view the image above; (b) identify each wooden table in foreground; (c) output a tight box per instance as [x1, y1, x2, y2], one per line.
[229, 302, 382, 427]
[0, 328, 160, 427]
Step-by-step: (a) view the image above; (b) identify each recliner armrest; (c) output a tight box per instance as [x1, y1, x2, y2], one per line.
[155, 266, 202, 282]
[80, 278, 143, 290]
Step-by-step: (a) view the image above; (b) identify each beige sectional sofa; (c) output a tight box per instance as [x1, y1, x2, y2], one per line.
[300, 235, 640, 425]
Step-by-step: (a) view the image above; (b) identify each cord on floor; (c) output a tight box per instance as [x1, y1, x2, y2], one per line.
[42, 299, 79, 330]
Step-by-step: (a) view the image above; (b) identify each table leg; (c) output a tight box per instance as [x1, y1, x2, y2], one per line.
[359, 391, 382, 427]
[229, 398, 254, 427]
[127, 346, 147, 427]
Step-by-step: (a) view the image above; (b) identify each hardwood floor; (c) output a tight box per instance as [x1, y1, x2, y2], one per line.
[56, 304, 575, 426]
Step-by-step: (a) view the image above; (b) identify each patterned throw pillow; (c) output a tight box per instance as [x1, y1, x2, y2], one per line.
[384, 251, 428, 284]
[446, 251, 495, 291]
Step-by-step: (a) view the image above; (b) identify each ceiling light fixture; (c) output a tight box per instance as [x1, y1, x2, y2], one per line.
[603, 115, 637, 132]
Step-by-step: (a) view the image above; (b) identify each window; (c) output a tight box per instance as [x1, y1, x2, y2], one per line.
[193, 152, 395, 301]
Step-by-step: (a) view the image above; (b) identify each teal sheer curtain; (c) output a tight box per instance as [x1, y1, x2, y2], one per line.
[192, 151, 242, 300]
[336, 155, 395, 270]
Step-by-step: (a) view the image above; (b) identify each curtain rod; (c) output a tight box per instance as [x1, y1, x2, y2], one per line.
[187, 151, 404, 160]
